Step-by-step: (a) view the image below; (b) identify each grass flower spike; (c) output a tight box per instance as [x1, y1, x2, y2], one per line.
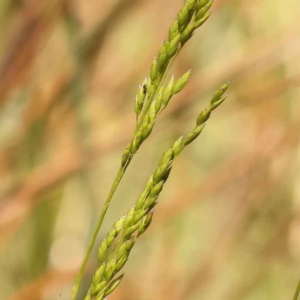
[71, 1, 226, 299]
[83, 83, 229, 299]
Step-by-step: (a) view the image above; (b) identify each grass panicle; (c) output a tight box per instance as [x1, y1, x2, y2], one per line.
[83, 82, 229, 300]
[71, 1, 220, 299]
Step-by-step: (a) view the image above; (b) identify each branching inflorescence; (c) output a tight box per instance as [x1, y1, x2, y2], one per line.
[84, 84, 228, 300]
[71, 1, 229, 299]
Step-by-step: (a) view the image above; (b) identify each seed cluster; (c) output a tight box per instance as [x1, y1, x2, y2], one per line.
[84, 82, 229, 300]
[122, 0, 214, 164]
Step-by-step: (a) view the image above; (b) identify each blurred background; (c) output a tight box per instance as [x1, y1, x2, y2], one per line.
[0, 0, 300, 299]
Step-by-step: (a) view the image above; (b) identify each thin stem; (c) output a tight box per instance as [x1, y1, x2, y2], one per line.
[71, 160, 131, 300]
[293, 280, 300, 300]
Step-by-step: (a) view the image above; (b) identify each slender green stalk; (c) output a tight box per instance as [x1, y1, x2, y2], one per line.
[71, 166, 127, 300]
[293, 280, 300, 300]
[72, 1, 216, 298]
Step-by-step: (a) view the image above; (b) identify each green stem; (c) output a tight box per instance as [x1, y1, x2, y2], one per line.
[293, 280, 300, 300]
[71, 161, 130, 300]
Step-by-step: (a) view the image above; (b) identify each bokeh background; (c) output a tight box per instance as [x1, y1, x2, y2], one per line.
[1, 0, 300, 299]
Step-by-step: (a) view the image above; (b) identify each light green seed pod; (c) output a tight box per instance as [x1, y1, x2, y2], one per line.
[173, 70, 192, 94]
[115, 255, 128, 273]
[137, 210, 154, 237]
[162, 75, 174, 107]
[90, 281, 107, 297]
[142, 121, 154, 141]
[196, 1, 212, 18]
[196, 108, 211, 126]
[133, 208, 148, 223]
[194, 12, 211, 28]
[168, 34, 180, 58]
[149, 181, 164, 197]
[104, 257, 117, 281]
[143, 195, 158, 211]
[119, 239, 135, 256]
[173, 136, 185, 156]
[123, 207, 135, 230]
[178, 5, 193, 30]
[93, 264, 106, 286]
[149, 100, 156, 122]
[186, 0, 197, 11]
[180, 23, 195, 45]
[155, 88, 164, 113]
[168, 19, 179, 41]
[211, 95, 227, 110]
[157, 42, 168, 68]
[159, 148, 174, 166]
[184, 124, 206, 146]
[97, 241, 108, 264]
[196, 0, 211, 10]
[95, 292, 105, 300]
[135, 190, 148, 210]
[153, 162, 171, 182]
[134, 84, 146, 116]
[131, 131, 144, 154]
[104, 274, 124, 297]
[150, 58, 158, 82]
[121, 144, 131, 167]
[210, 82, 229, 104]
[124, 222, 140, 238]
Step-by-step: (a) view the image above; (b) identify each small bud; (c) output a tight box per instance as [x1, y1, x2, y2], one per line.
[196, 0, 212, 10]
[173, 70, 192, 94]
[124, 222, 140, 238]
[211, 95, 227, 110]
[97, 241, 108, 264]
[104, 274, 124, 297]
[149, 181, 164, 197]
[184, 124, 206, 146]
[119, 239, 135, 255]
[157, 41, 168, 68]
[196, 108, 211, 125]
[144, 195, 158, 210]
[162, 75, 174, 107]
[168, 35, 180, 58]
[173, 136, 185, 156]
[104, 258, 117, 281]
[134, 85, 146, 116]
[186, 0, 197, 11]
[153, 162, 172, 182]
[194, 12, 211, 28]
[168, 19, 179, 41]
[135, 191, 148, 210]
[137, 210, 154, 237]
[142, 121, 154, 140]
[155, 88, 164, 113]
[159, 148, 174, 166]
[92, 264, 106, 286]
[121, 144, 131, 167]
[150, 58, 158, 82]
[123, 208, 135, 230]
[90, 281, 107, 297]
[196, 2, 211, 18]
[178, 5, 193, 30]
[210, 82, 229, 104]
[115, 255, 128, 273]
[131, 133, 143, 154]
[180, 23, 195, 45]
